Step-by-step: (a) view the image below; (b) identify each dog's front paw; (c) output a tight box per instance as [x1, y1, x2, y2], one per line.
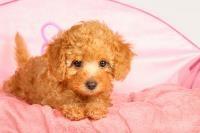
[61, 104, 85, 120]
[86, 105, 107, 120]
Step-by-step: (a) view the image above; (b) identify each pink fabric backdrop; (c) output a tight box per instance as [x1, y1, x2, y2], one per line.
[0, 0, 200, 92]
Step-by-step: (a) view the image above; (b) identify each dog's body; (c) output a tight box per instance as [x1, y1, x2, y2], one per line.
[3, 21, 133, 120]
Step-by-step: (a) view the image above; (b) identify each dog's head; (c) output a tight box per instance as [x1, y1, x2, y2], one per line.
[46, 21, 134, 96]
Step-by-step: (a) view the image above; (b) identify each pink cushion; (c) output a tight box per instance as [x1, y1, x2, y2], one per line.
[0, 85, 200, 132]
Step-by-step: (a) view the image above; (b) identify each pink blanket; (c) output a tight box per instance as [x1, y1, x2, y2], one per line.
[0, 84, 200, 133]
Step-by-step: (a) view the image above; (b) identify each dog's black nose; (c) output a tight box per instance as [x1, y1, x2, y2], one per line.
[85, 80, 97, 90]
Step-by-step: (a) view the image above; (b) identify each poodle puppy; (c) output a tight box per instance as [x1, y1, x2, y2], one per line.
[3, 21, 134, 120]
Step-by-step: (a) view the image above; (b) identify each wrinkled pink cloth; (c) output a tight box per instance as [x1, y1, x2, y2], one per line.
[0, 84, 200, 133]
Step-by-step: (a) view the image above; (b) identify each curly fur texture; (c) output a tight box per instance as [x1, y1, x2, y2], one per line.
[3, 21, 134, 120]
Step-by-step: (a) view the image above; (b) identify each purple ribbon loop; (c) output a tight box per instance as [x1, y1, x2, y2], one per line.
[40, 22, 61, 54]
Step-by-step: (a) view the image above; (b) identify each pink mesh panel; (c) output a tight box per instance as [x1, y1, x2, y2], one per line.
[0, 0, 199, 92]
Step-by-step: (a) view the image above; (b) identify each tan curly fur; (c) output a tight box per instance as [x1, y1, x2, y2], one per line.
[3, 21, 134, 120]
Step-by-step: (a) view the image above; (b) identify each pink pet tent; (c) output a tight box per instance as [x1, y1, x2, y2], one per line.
[0, 0, 200, 132]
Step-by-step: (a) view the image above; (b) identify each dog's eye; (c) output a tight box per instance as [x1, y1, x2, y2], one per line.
[72, 60, 82, 68]
[99, 60, 108, 68]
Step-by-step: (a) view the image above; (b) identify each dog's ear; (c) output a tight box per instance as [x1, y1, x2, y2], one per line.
[112, 34, 134, 80]
[46, 39, 67, 81]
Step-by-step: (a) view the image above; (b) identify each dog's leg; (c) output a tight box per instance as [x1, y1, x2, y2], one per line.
[85, 93, 111, 120]
[60, 103, 85, 120]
